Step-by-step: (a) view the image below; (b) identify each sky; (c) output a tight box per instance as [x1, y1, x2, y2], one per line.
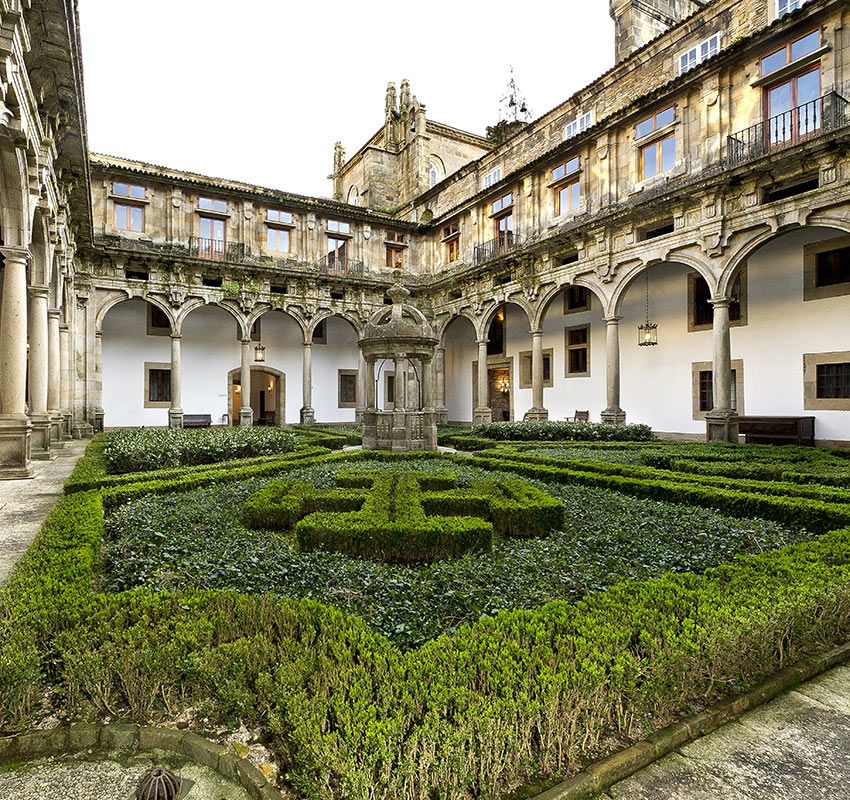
[78, 1, 615, 198]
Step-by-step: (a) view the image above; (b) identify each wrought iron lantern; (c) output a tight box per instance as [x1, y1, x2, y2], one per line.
[254, 342, 266, 362]
[136, 765, 182, 800]
[638, 270, 658, 347]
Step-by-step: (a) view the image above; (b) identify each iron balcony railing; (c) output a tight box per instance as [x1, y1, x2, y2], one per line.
[316, 254, 367, 277]
[727, 91, 849, 167]
[473, 231, 521, 266]
[188, 237, 249, 263]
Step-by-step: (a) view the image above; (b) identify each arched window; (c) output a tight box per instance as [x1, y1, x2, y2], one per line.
[347, 185, 360, 206]
[429, 163, 438, 189]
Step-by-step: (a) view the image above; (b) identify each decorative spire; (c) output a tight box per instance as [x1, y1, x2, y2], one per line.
[399, 79, 412, 113]
[385, 82, 397, 122]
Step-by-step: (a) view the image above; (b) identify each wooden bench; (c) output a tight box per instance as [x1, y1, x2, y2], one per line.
[737, 416, 815, 446]
[183, 414, 212, 428]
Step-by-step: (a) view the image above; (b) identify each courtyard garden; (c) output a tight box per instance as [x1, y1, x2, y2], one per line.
[2, 423, 850, 799]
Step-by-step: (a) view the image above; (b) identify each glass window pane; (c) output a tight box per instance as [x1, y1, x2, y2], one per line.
[791, 31, 819, 61]
[571, 182, 581, 209]
[268, 209, 279, 222]
[566, 156, 580, 174]
[655, 107, 675, 127]
[200, 217, 211, 238]
[130, 185, 145, 199]
[761, 48, 788, 76]
[642, 143, 659, 179]
[661, 135, 676, 172]
[280, 230, 289, 252]
[339, 221, 350, 234]
[214, 200, 227, 213]
[328, 220, 338, 232]
[130, 206, 143, 232]
[199, 198, 212, 210]
[114, 182, 128, 196]
[552, 164, 566, 181]
[212, 219, 225, 241]
[267, 228, 276, 249]
[280, 212, 293, 224]
[636, 117, 654, 138]
[115, 204, 127, 230]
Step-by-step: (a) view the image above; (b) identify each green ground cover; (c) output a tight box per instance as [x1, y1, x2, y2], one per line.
[3, 430, 850, 800]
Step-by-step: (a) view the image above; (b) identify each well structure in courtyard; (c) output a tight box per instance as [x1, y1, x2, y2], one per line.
[359, 280, 439, 451]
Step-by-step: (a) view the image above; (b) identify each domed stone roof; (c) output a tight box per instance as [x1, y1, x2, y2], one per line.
[360, 279, 437, 359]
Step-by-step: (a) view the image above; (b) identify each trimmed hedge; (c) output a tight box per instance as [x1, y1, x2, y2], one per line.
[472, 420, 655, 442]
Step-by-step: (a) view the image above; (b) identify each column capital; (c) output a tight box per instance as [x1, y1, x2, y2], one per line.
[47, 308, 61, 319]
[476, 338, 489, 346]
[529, 328, 544, 337]
[28, 285, 49, 298]
[170, 332, 182, 341]
[0, 246, 31, 265]
[303, 339, 313, 347]
[709, 297, 731, 309]
[604, 315, 622, 324]
[240, 337, 252, 346]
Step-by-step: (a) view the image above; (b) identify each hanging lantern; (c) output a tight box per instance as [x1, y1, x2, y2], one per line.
[638, 270, 658, 347]
[254, 343, 266, 362]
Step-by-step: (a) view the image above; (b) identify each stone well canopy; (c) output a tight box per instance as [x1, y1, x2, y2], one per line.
[359, 281, 439, 359]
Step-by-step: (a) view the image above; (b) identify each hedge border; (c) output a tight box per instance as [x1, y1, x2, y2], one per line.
[0, 723, 284, 800]
[530, 639, 850, 800]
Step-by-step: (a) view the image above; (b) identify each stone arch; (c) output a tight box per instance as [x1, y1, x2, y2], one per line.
[0, 146, 30, 247]
[609, 253, 717, 317]
[308, 310, 362, 341]
[718, 219, 850, 298]
[226, 364, 287, 427]
[176, 299, 247, 339]
[478, 297, 533, 340]
[436, 311, 477, 346]
[532, 278, 610, 330]
[96, 290, 177, 334]
[246, 305, 307, 340]
[347, 185, 360, 206]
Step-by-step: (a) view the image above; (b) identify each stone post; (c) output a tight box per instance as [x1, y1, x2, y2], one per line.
[525, 329, 548, 420]
[300, 339, 314, 425]
[422, 357, 437, 450]
[706, 297, 739, 443]
[473, 339, 492, 425]
[92, 331, 104, 433]
[59, 320, 72, 438]
[434, 346, 448, 424]
[365, 357, 376, 408]
[168, 333, 184, 428]
[355, 350, 367, 424]
[393, 357, 405, 409]
[0, 247, 33, 477]
[28, 285, 51, 458]
[600, 316, 626, 424]
[47, 308, 64, 447]
[240, 338, 253, 427]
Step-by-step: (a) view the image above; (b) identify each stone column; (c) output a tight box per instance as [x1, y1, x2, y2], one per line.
[422, 357, 437, 450]
[300, 339, 314, 425]
[393, 357, 405, 409]
[355, 350, 367, 424]
[525, 329, 548, 420]
[0, 247, 33, 477]
[365, 357, 376, 409]
[434, 346, 448, 424]
[706, 298, 739, 443]
[47, 308, 64, 447]
[168, 334, 184, 428]
[240, 338, 254, 427]
[473, 339, 492, 424]
[600, 316, 626, 424]
[28, 285, 51, 458]
[59, 320, 72, 438]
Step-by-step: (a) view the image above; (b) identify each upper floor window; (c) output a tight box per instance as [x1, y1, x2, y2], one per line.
[678, 33, 721, 75]
[491, 193, 513, 214]
[778, 0, 811, 17]
[815, 246, 850, 287]
[387, 231, 405, 244]
[761, 31, 820, 76]
[552, 157, 580, 183]
[551, 157, 581, 217]
[482, 167, 502, 189]
[113, 182, 145, 200]
[443, 222, 460, 263]
[199, 197, 227, 213]
[267, 209, 293, 225]
[636, 106, 675, 139]
[327, 220, 351, 234]
[564, 111, 593, 140]
[386, 245, 404, 270]
[429, 163, 438, 188]
[267, 227, 290, 253]
[636, 107, 676, 180]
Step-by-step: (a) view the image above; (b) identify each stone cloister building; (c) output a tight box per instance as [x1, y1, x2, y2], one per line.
[2, 0, 850, 477]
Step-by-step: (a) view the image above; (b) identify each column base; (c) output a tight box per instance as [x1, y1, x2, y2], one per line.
[49, 413, 65, 449]
[62, 412, 73, 440]
[168, 409, 184, 429]
[354, 407, 364, 425]
[523, 407, 549, 421]
[0, 415, 33, 478]
[239, 407, 254, 428]
[299, 407, 315, 426]
[600, 407, 626, 425]
[72, 422, 95, 439]
[434, 407, 449, 426]
[473, 407, 492, 425]
[29, 413, 53, 460]
[705, 410, 740, 443]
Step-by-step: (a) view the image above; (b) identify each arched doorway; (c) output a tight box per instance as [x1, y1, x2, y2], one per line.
[228, 366, 286, 426]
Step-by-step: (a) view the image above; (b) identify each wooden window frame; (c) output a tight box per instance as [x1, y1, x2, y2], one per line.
[115, 201, 145, 233]
[385, 245, 404, 270]
[338, 369, 358, 408]
[565, 324, 590, 378]
[760, 30, 821, 78]
[804, 236, 850, 300]
[266, 226, 290, 253]
[692, 360, 744, 420]
[563, 286, 591, 314]
[554, 176, 581, 217]
[144, 362, 172, 408]
[639, 132, 676, 180]
[804, 351, 850, 410]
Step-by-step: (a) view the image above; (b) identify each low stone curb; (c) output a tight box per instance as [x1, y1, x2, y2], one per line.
[0, 723, 283, 800]
[530, 639, 850, 800]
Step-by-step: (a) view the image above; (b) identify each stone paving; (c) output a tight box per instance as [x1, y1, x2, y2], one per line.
[0, 440, 87, 586]
[601, 664, 850, 800]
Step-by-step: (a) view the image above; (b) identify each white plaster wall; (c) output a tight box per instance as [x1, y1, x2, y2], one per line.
[311, 316, 359, 423]
[733, 227, 850, 442]
[256, 310, 303, 424]
[444, 317, 476, 423]
[101, 299, 172, 428]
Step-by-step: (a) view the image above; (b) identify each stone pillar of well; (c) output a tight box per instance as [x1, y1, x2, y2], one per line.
[525, 328, 549, 421]
[0, 248, 33, 478]
[168, 333, 184, 428]
[473, 339, 492, 425]
[300, 339, 314, 425]
[392, 356, 407, 449]
[28, 285, 52, 459]
[706, 298, 739, 443]
[59, 320, 72, 438]
[239, 338, 254, 427]
[47, 307, 64, 447]
[422, 357, 438, 450]
[434, 346, 448, 425]
[600, 316, 627, 424]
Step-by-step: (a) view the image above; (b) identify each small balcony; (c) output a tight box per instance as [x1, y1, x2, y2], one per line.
[316, 253, 367, 277]
[188, 237, 249, 263]
[473, 231, 521, 266]
[727, 91, 849, 167]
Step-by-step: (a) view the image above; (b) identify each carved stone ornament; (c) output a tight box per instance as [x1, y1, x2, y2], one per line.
[167, 286, 186, 308]
[238, 289, 257, 313]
